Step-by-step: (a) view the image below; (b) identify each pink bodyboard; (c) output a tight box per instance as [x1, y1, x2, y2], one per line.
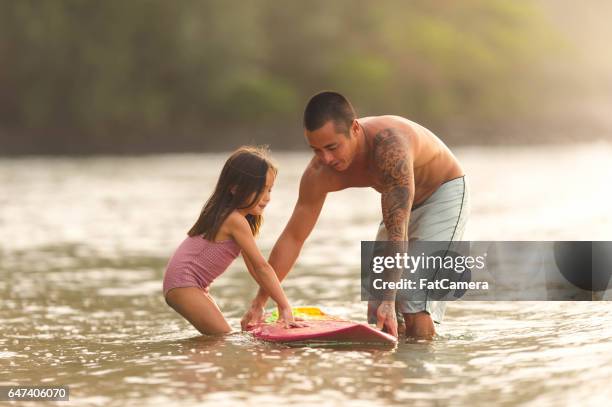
[247, 307, 397, 345]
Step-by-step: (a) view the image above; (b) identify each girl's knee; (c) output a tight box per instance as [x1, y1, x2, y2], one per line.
[192, 315, 232, 335]
[198, 325, 231, 336]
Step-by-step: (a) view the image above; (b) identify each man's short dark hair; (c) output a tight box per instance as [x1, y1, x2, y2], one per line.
[303, 91, 356, 134]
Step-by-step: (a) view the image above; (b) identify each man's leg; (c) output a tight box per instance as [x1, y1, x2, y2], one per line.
[400, 177, 470, 339]
[404, 312, 435, 339]
[368, 222, 453, 339]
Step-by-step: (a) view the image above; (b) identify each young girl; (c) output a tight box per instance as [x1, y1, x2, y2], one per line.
[163, 146, 301, 335]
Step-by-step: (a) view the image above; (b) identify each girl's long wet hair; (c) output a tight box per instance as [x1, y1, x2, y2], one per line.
[188, 146, 277, 240]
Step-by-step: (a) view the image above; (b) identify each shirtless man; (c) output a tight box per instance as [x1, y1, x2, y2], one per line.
[241, 91, 470, 339]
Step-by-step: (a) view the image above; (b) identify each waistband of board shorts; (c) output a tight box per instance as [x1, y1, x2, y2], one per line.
[411, 175, 466, 211]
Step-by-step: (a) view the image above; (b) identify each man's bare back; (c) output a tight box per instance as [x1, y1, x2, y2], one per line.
[304, 115, 464, 208]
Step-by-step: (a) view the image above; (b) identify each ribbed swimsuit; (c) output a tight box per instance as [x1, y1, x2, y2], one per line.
[163, 235, 241, 297]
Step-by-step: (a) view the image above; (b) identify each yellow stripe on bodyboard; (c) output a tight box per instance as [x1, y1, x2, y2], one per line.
[265, 306, 334, 323]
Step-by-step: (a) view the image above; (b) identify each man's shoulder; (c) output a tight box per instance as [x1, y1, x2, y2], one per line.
[371, 127, 411, 157]
[361, 114, 411, 127]
[302, 156, 331, 179]
[300, 158, 339, 194]
[362, 116, 418, 148]
[369, 125, 413, 184]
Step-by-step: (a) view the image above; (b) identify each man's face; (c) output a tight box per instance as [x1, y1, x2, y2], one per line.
[305, 120, 356, 171]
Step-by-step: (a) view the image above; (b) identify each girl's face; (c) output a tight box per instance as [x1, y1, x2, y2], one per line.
[241, 168, 275, 217]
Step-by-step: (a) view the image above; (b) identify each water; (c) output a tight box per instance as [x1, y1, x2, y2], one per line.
[1, 143, 612, 406]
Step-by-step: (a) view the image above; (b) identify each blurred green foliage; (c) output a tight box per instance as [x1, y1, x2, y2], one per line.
[0, 0, 565, 154]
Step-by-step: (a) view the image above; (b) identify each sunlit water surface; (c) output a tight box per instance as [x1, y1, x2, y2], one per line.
[1, 143, 611, 406]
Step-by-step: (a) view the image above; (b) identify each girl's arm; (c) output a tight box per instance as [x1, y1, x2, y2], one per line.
[227, 213, 297, 326]
[241, 253, 266, 319]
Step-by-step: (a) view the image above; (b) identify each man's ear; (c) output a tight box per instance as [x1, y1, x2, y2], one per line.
[351, 119, 360, 137]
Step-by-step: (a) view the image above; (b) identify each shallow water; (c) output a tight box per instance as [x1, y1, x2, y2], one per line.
[1, 143, 612, 406]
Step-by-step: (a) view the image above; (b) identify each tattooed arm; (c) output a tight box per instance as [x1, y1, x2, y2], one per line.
[374, 128, 415, 241]
[372, 128, 415, 336]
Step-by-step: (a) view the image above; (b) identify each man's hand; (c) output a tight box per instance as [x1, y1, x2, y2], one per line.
[375, 300, 398, 337]
[240, 303, 265, 331]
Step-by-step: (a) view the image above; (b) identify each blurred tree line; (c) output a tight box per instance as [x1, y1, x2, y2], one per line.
[0, 0, 585, 155]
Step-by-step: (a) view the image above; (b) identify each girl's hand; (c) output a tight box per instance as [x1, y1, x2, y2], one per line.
[277, 306, 308, 329]
[240, 304, 265, 331]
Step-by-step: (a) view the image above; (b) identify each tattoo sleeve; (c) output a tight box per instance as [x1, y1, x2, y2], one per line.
[374, 128, 414, 300]
[374, 128, 414, 241]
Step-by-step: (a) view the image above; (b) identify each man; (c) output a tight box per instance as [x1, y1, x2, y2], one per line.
[241, 91, 470, 339]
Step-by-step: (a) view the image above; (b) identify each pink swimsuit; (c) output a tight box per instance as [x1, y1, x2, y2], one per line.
[163, 235, 241, 296]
